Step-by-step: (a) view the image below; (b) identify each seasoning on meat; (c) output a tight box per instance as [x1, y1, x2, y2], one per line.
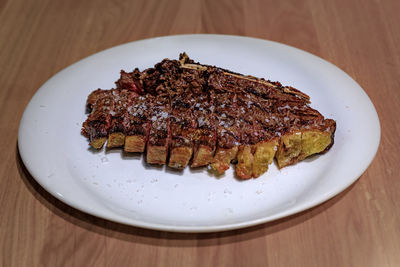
[82, 53, 336, 179]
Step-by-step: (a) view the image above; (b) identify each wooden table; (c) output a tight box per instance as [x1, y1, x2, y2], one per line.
[1, 0, 399, 266]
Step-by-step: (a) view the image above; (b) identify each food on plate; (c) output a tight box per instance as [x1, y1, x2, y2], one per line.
[82, 53, 336, 179]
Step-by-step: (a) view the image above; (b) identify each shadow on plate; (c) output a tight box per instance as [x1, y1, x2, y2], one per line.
[16, 144, 355, 247]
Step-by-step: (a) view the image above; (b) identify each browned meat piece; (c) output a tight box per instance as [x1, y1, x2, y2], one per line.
[168, 92, 195, 169]
[107, 89, 136, 148]
[82, 90, 115, 149]
[115, 69, 144, 94]
[235, 93, 258, 179]
[191, 92, 217, 167]
[146, 94, 170, 165]
[210, 91, 240, 175]
[124, 95, 152, 152]
[252, 97, 279, 177]
[85, 88, 110, 113]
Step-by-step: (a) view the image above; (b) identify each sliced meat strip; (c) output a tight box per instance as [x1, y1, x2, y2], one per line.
[85, 88, 110, 113]
[82, 90, 114, 149]
[250, 96, 279, 177]
[191, 92, 217, 167]
[124, 94, 153, 152]
[168, 92, 195, 169]
[210, 90, 240, 174]
[107, 89, 136, 148]
[235, 93, 256, 179]
[146, 94, 170, 165]
[271, 99, 336, 168]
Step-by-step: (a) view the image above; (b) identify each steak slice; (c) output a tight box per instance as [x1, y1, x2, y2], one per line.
[168, 92, 195, 169]
[235, 92, 260, 179]
[146, 94, 170, 165]
[82, 89, 115, 149]
[251, 96, 280, 177]
[272, 100, 336, 168]
[191, 92, 217, 167]
[85, 88, 110, 113]
[210, 90, 240, 175]
[124, 94, 152, 152]
[107, 89, 136, 148]
[177, 63, 216, 167]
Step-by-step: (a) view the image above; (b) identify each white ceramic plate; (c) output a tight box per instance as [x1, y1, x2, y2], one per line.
[18, 34, 380, 232]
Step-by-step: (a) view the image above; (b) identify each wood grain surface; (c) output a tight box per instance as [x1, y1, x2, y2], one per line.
[1, 0, 399, 266]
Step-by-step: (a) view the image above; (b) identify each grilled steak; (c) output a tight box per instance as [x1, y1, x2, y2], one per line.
[82, 53, 336, 179]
